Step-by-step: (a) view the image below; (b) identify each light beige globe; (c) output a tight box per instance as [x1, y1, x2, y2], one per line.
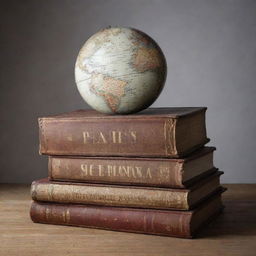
[75, 27, 167, 114]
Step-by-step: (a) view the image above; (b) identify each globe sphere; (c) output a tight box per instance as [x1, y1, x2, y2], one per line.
[75, 27, 167, 114]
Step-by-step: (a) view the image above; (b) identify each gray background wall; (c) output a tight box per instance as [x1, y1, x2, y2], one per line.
[1, 0, 256, 183]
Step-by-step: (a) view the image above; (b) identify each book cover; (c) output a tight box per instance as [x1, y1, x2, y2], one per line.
[30, 191, 224, 238]
[39, 107, 209, 158]
[31, 171, 223, 210]
[49, 147, 216, 188]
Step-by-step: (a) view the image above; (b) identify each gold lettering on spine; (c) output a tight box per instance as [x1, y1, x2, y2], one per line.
[81, 164, 94, 176]
[112, 131, 122, 143]
[62, 209, 70, 223]
[89, 165, 94, 176]
[112, 131, 117, 143]
[107, 165, 117, 176]
[131, 131, 137, 143]
[81, 164, 88, 176]
[179, 213, 186, 235]
[98, 165, 104, 176]
[82, 131, 137, 144]
[158, 166, 170, 183]
[98, 132, 107, 144]
[135, 167, 143, 178]
[78, 163, 156, 180]
[123, 166, 129, 177]
[130, 167, 136, 178]
[118, 132, 122, 143]
[45, 207, 50, 221]
[82, 132, 90, 144]
[174, 162, 183, 186]
[164, 119, 177, 156]
[145, 168, 152, 179]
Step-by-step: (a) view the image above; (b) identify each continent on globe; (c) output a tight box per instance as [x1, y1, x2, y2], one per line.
[75, 26, 167, 114]
[90, 73, 128, 112]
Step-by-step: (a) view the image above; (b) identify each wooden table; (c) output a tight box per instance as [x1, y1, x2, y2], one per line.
[0, 184, 256, 256]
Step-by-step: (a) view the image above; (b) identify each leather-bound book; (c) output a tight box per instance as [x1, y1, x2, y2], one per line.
[30, 191, 224, 238]
[49, 147, 216, 188]
[39, 107, 209, 158]
[31, 171, 222, 210]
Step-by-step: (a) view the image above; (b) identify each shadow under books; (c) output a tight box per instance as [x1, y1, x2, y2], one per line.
[197, 199, 256, 238]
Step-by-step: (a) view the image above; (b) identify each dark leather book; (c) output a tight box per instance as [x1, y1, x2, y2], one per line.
[49, 147, 216, 188]
[39, 107, 209, 158]
[30, 191, 224, 238]
[31, 171, 223, 210]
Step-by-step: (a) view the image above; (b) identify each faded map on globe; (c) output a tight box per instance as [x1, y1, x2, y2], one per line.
[75, 27, 167, 114]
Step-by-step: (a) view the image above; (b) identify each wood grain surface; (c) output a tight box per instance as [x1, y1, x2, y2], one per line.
[0, 184, 256, 256]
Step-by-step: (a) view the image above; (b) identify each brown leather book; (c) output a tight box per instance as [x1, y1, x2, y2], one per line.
[30, 191, 224, 238]
[31, 171, 222, 210]
[49, 147, 216, 188]
[39, 107, 209, 158]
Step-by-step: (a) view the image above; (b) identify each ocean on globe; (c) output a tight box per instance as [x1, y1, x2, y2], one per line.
[75, 27, 167, 114]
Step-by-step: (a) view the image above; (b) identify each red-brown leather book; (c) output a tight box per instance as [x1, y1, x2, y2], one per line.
[38, 107, 209, 158]
[49, 147, 216, 188]
[31, 171, 222, 210]
[30, 191, 224, 238]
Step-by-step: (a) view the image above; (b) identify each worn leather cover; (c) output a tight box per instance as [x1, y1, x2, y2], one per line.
[49, 147, 216, 188]
[31, 171, 223, 210]
[30, 191, 224, 238]
[38, 107, 209, 158]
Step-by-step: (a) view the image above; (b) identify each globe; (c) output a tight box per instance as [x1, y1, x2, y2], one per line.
[75, 27, 167, 114]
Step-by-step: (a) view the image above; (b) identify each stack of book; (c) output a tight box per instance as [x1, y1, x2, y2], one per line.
[30, 107, 225, 238]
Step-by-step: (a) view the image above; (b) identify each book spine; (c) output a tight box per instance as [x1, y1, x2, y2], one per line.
[49, 157, 184, 188]
[31, 181, 189, 210]
[39, 117, 178, 157]
[30, 201, 192, 238]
